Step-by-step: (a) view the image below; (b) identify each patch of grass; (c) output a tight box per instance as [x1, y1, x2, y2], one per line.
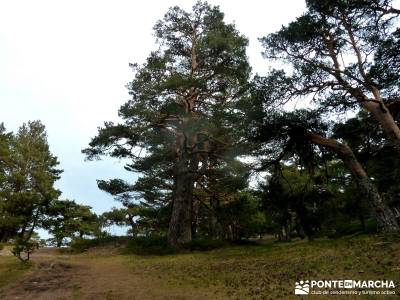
[124, 234, 400, 299]
[0, 256, 31, 289]
[66, 233, 400, 298]
[183, 237, 230, 251]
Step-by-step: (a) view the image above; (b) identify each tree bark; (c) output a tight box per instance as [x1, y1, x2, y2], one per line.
[323, 29, 400, 154]
[167, 153, 195, 248]
[294, 203, 314, 241]
[208, 195, 219, 239]
[361, 98, 400, 153]
[305, 133, 399, 232]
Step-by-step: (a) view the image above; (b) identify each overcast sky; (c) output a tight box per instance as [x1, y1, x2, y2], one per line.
[0, 0, 307, 222]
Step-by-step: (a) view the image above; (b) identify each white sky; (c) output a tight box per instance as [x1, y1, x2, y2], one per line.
[0, 0, 307, 219]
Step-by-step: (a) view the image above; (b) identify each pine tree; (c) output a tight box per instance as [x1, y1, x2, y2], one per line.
[0, 121, 62, 260]
[261, 0, 400, 152]
[83, 2, 250, 247]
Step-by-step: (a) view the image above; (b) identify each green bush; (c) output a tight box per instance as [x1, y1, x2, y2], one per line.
[12, 238, 38, 262]
[327, 219, 377, 238]
[70, 235, 257, 255]
[70, 236, 129, 253]
[70, 235, 176, 255]
[125, 236, 175, 255]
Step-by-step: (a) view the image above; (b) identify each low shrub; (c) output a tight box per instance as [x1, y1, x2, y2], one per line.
[70, 236, 129, 253]
[326, 219, 377, 238]
[125, 236, 175, 255]
[70, 235, 253, 255]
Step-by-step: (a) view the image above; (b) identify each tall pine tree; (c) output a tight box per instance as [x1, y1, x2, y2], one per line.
[83, 2, 250, 247]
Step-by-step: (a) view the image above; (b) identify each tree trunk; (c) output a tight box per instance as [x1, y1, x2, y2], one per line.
[306, 133, 399, 232]
[191, 194, 200, 239]
[127, 214, 137, 236]
[167, 155, 194, 248]
[326, 29, 400, 154]
[294, 204, 314, 241]
[283, 223, 291, 241]
[362, 98, 400, 153]
[208, 195, 219, 239]
[167, 31, 202, 248]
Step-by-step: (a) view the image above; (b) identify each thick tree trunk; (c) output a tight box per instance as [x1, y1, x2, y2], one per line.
[306, 133, 399, 232]
[167, 155, 194, 248]
[283, 223, 291, 241]
[294, 204, 314, 241]
[168, 30, 203, 248]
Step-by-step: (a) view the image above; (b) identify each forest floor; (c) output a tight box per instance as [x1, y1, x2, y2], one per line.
[0, 234, 399, 300]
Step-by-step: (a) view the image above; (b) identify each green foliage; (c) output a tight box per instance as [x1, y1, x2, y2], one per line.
[260, 0, 400, 112]
[260, 164, 346, 240]
[333, 219, 378, 237]
[70, 235, 234, 255]
[83, 1, 252, 245]
[333, 111, 400, 218]
[23, 1, 394, 248]
[101, 205, 170, 237]
[11, 237, 38, 262]
[69, 236, 127, 253]
[69, 235, 175, 255]
[45, 199, 100, 247]
[218, 192, 267, 240]
[0, 121, 62, 253]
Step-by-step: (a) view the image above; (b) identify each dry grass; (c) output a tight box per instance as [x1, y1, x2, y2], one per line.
[0, 256, 31, 289]
[0, 234, 399, 299]
[122, 234, 400, 299]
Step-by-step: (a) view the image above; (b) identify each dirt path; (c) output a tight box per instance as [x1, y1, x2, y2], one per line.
[0, 249, 221, 300]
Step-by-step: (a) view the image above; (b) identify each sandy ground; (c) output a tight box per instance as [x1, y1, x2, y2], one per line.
[0, 246, 13, 257]
[0, 248, 222, 300]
